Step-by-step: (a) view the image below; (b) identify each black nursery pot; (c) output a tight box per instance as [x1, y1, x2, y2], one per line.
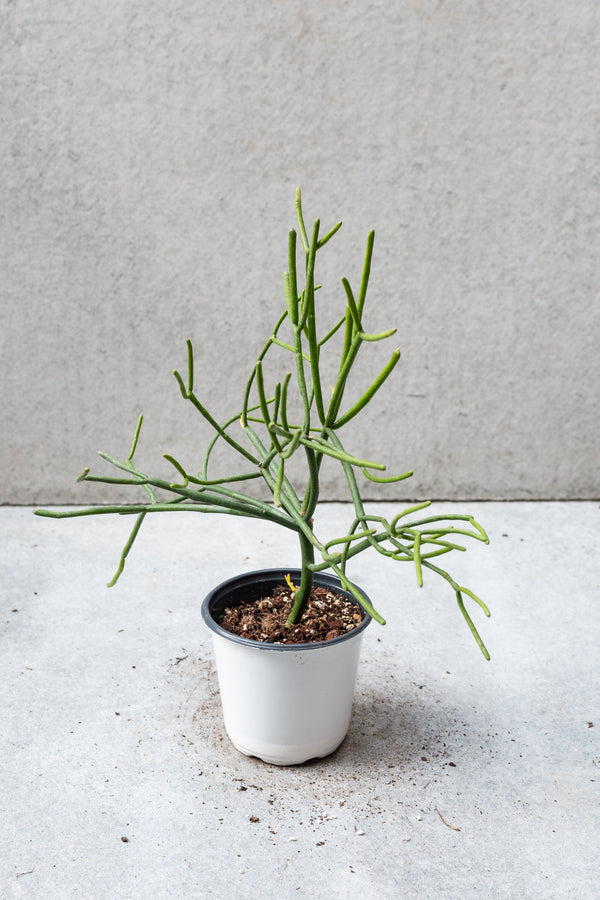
[201, 568, 372, 649]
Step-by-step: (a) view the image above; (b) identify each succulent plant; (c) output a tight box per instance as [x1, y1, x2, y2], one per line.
[36, 189, 491, 657]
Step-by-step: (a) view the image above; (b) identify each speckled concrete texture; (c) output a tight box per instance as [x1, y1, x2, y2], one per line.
[2, 502, 599, 897]
[1, 2, 599, 504]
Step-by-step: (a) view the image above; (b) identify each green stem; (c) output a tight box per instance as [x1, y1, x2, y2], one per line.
[326, 332, 362, 427]
[242, 422, 304, 517]
[295, 187, 310, 253]
[107, 511, 146, 586]
[356, 230, 375, 318]
[333, 348, 401, 429]
[328, 562, 385, 624]
[35, 501, 300, 529]
[286, 532, 315, 624]
[240, 310, 288, 427]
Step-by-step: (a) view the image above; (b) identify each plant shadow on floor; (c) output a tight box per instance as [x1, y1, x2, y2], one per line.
[300, 685, 464, 774]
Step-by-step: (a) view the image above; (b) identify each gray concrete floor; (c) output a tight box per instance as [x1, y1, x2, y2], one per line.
[1, 502, 599, 899]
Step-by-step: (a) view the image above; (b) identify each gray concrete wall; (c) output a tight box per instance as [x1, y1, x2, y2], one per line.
[2, 0, 599, 504]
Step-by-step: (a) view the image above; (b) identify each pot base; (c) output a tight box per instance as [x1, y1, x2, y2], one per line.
[228, 733, 347, 766]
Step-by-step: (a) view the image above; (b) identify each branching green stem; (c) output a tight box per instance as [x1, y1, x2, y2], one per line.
[36, 190, 491, 657]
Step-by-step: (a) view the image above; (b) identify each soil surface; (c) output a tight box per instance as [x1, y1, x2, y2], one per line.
[217, 582, 363, 644]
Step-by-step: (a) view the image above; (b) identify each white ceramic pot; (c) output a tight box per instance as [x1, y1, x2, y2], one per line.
[201, 568, 371, 766]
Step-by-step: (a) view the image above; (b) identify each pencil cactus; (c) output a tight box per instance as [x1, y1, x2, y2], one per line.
[36, 190, 491, 657]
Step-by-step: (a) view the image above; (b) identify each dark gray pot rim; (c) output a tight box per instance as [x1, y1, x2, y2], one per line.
[201, 567, 372, 652]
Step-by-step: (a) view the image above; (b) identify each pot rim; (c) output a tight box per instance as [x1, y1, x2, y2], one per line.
[201, 567, 372, 652]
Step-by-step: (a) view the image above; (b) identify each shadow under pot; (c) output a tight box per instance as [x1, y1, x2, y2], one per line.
[201, 568, 372, 766]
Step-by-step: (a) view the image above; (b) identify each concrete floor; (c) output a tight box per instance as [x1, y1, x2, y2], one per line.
[1, 502, 599, 899]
